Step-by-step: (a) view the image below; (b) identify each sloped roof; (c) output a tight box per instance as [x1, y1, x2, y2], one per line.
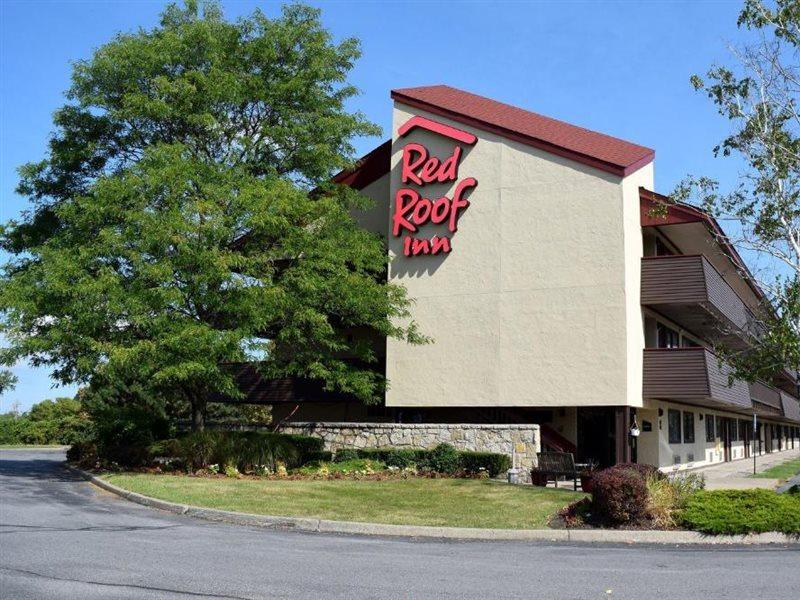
[391, 85, 654, 176]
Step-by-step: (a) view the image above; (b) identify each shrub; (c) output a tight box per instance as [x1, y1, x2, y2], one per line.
[92, 405, 170, 467]
[353, 448, 429, 468]
[333, 446, 510, 476]
[66, 441, 99, 469]
[645, 475, 680, 529]
[333, 448, 359, 463]
[149, 438, 182, 458]
[179, 431, 220, 470]
[591, 464, 650, 526]
[422, 443, 461, 474]
[177, 431, 324, 472]
[668, 472, 705, 505]
[679, 489, 800, 535]
[460, 451, 511, 478]
[616, 462, 665, 481]
[646, 471, 706, 529]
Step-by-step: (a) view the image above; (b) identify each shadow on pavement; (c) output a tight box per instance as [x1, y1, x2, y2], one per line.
[0, 457, 83, 482]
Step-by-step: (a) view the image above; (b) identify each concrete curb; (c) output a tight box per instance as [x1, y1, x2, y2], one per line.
[64, 463, 799, 546]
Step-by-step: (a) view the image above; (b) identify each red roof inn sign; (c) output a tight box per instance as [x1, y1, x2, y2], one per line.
[392, 116, 478, 256]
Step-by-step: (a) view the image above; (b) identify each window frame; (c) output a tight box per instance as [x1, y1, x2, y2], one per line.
[668, 409, 682, 444]
[705, 414, 715, 442]
[683, 411, 695, 444]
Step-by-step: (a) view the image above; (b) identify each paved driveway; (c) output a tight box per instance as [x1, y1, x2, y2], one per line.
[1, 448, 799, 599]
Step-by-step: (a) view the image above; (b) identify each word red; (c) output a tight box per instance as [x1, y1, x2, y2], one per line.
[392, 118, 478, 257]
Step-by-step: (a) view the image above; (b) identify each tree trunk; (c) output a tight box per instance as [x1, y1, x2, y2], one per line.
[191, 400, 205, 432]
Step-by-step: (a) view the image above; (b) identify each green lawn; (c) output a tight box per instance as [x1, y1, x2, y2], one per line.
[752, 457, 800, 480]
[103, 474, 584, 529]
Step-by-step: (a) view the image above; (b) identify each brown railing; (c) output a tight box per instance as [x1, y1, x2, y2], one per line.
[642, 347, 751, 411]
[641, 255, 762, 349]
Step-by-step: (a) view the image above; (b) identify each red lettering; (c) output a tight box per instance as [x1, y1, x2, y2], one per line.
[430, 196, 449, 224]
[403, 236, 412, 256]
[402, 235, 453, 256]
[395, 120, 479, 257]
[411, 238, 431, 256]
[448, 177, 477, 233]
[430, 236, 452, 254]
[420, 156, 441, 183]
[412, 197, 432, 223]
[439, 146, 461, 182]
[393, 189, 419, 235]
[401, 143, 427, 185]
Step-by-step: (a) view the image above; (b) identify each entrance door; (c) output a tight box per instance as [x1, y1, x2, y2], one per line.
[576, 408, 616, 468]
[721, 418, 733, 462]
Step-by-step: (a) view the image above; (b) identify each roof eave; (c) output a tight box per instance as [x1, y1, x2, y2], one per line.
[390, 90, 654, 178]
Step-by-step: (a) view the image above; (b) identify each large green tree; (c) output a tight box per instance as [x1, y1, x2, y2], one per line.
[675, 0, 800, 385]
[1, 1, 422, 429]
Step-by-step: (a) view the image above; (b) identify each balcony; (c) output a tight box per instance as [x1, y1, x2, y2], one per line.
[644, 348, 800, 421]
[780, 390, 800, 423]
[642, 348, 752, 412]
[749, 381, 785, 418]
[641, 255, 761, 349]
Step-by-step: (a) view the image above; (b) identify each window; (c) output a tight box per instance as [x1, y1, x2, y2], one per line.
[731, 420, 739, 441]
[706, 415, 715, 442]
[683, 412, 695, 443]
[668, 409, 682, 444]
[739, 420, 748, 441]
[657, 323, 681, 349]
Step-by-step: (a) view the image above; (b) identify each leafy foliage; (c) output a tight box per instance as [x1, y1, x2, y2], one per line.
[645, 472, 705, 529]
[0, 1, 422, 429]
[0, 370, 17, 395]
[332, 444, 511, 477]
[590, 464, 650, 526]
[680, 488, 800, 534]
[0, 397, 93, 445]
[458, 451, 512, 478]
[66, 441, 100, 469]
[675, 0, 800, 382]
[177, 430, 324, 471]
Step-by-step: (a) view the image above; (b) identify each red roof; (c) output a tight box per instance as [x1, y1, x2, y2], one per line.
[391, 85, 654, 177]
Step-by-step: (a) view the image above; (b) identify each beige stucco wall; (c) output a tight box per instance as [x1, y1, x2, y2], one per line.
[636, 399, 799, 470]
[353, 102, 653, 408]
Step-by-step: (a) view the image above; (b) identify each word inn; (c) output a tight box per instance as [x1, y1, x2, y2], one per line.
[392, 117, 478, 257]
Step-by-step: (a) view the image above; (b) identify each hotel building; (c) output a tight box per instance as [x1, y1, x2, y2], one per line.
[244, 85, 800, 470]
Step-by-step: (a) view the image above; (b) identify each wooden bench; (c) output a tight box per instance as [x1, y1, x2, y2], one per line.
[531, 451, 582, 490]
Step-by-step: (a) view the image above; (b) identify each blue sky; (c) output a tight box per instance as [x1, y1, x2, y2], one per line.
[1, 0, 752, 411]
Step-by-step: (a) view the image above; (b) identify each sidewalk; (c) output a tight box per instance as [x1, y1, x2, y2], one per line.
[692, 447, 800, 490]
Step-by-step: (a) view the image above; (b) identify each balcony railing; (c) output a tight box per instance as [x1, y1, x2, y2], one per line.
[643, 347, 752, 412]
[749, 381, 785, 418]
[641, 255, 762, 349]
[643, 348, 800, 422]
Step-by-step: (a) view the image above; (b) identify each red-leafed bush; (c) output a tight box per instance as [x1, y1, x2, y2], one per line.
[614, 462, 665, 482]
[591, 464, 650, 526]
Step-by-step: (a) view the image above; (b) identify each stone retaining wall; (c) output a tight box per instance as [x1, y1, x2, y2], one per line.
[280, 422, 540, 480]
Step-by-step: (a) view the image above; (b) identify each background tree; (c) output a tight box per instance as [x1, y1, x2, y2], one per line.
[674, 0, 800, 384]
[0, 1, 422, 430]
[0, 370, 17, 396]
